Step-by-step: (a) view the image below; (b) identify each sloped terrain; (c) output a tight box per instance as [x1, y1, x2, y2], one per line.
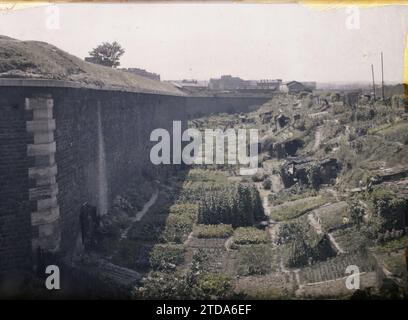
[0, 36, 183, 95]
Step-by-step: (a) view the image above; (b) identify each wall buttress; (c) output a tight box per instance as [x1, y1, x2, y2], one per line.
[25, 96, 61, 256]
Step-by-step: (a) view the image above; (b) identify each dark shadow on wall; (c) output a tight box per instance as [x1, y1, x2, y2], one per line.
[0, 86, 270, 299]
[55, 166, 190, 299]
[1, 165, 190, 299]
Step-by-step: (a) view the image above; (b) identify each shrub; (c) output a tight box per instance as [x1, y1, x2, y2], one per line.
[324, 145, 332, 154]
[195, 273, 232, 299]
[285, 233, 336, 268]
[251, 173, 265, 182]
[307, 165, 321, 190]
[232, 227, 269, 247]
[262, 178, 272, 190]
[375, 234, 408, 253]
[194, 224, 234, 239]
[333, 104, 345, 115]
[277, 221, 303, 244]
[368, 187, 408, 232]
[347, 200, 365, 226]
[356, 108, 375, 121]
[294, 119, 306, 131]
[139, 263, 232, 299]
[337, 111, 353, 125]
[269, 196, 325, 221]
[136, 271, 189, 299]
[198, 183, 265, 227]
[149, 244, 185, 271]
[161, 213, 195, 243]
[237, 244, 273, 275]
[168, 203, 199, 217]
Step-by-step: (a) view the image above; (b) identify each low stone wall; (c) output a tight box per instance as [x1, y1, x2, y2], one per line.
[298, 271, 380, 299]
[26, 95, 61, 256]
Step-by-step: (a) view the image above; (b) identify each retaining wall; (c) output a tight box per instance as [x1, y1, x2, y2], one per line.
[0, 83, 269, 275]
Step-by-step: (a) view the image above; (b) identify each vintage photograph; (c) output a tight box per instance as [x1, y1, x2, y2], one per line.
[0, 1, 407, 301]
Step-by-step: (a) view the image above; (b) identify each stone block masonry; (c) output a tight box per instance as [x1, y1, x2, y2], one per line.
[25, 96, 61, 255]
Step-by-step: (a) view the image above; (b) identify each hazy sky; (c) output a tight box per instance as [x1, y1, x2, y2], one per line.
[0, 3, 407, 82]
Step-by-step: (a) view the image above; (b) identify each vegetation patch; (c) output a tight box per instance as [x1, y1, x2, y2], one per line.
[149, 244, 186, 271]
[198, 183, 265, 227]
[374, 121, 408, 143]
[359, 186, 408, 241]
[270, 196, 326, 221]
[279, 216, 337, 268]
[195, 273, 232, 299]
[136, 271, 189, 299]
[231, 227, 269, 248]
[168, 202, 199, 217]
[374, 235, 408, 253]
[161, 214, 194, 243]
[194, 224, 233, 239]
[382, 254, 408, 277]
[237, 244, 275, 276]
[277, 221, 303, 244]
[331, 227, 369, 252]
[317, 202, 349, 232]
[268, 188, 318, 206]
[284, 233, 336, 268]
[161, 202, 198, 243]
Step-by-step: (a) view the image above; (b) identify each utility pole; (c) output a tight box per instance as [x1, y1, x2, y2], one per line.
[371, 64, 376, 100]
[381, 52, 385, 100]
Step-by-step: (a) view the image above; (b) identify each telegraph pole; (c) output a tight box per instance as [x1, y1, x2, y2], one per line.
[381, 52, 385, 100]
[371, 64, 376, 100]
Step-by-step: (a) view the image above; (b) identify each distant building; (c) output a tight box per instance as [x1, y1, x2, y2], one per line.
[170, 79, 208, 93]
[208, 75, 249, 91]
[256, 79, 282, 90]
[120, 68, 160, 81]
[279, 81, 308, 93]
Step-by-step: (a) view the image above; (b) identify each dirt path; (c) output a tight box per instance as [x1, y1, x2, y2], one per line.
[328, 233, 345, 254]
[294, 269, 305, 296]
[255, 182, 282, 245]
[270, 174, 284, 193]
[312, 126, 323, 151]
[120, 189, 159, 239]
[268, 222, 280, 245]
[307, 212, 323, 235]
[255, 182, 273, 217]
[262, 193, 272, 217]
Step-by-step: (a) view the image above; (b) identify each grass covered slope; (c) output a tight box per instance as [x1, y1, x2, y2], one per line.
[0, 35, 183, 95]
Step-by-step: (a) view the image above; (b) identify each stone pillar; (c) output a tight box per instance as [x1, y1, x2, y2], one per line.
[25, 95, 61, 256]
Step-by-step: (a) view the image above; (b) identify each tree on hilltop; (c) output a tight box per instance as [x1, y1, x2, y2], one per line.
[85, 41, 125, 68]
